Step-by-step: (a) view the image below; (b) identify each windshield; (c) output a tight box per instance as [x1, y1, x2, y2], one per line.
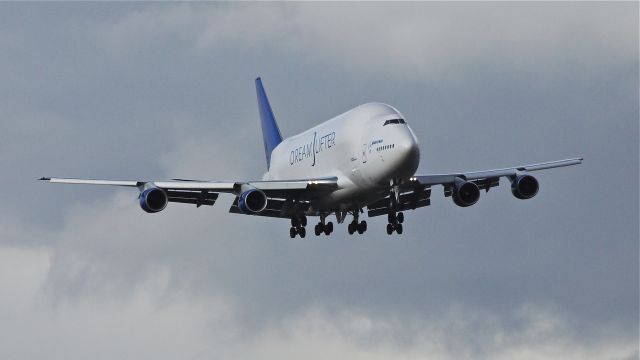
[383, 118, 406, 126]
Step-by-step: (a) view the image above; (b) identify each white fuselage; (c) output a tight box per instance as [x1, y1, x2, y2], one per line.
[265, 103, 420, 211]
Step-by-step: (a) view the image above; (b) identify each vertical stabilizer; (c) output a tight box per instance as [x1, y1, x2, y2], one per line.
[255, 77, 283, 169]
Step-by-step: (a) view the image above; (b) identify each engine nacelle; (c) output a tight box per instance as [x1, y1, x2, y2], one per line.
[139, 188, 168, 213]
[238, 188, 268, 214]
[452, 179, 480, 207]
[511, 174, 539, 200]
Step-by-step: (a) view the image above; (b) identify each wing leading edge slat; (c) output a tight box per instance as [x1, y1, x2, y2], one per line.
[40, 177, 140, 187]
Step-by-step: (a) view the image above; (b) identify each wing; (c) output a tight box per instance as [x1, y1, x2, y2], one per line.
[39, 176, 338, 215]
[39, 177, 232, 207]
[412, 158, 583, 186]
[366, 157, 583, 218]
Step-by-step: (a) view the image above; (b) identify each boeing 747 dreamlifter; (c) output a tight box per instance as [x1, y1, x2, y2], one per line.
[41, 78, 582, 237]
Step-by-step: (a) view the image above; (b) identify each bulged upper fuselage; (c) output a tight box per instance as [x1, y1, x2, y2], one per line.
[266, 103, 420, 210]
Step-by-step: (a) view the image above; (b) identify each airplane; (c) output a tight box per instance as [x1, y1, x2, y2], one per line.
[40, 77, 583, 238]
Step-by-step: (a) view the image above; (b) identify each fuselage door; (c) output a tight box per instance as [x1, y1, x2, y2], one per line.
[362, 143, 368, 163]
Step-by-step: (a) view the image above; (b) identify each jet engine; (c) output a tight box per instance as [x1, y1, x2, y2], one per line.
[139, 188, 168, 213]
[511, 174, 539, 199]
[238, 188, 268, 214]
[452, 178, 480, 207]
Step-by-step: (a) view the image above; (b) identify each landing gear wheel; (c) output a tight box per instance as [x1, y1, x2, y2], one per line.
[324, 222, 333, 235]
[299, 227, 306, 238]
[396, 223, 403, 234]
[386, 223, 393, 235]
[397, 212, 404, 224]
[357, 220, 367, 234]
[291, 218, 299, 227]
[315, 224, 321, 236]
[290, 227, 296, 238]
[388, 212, 396, 224]
[348, 222, 355, 235]
[300, 216, 307, 227]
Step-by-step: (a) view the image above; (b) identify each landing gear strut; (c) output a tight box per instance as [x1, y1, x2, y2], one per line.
[347, 209, 367, 235]
[387, 178, 404, 235]
[314, 214, 334, 236]
[289, 215, 307, 238]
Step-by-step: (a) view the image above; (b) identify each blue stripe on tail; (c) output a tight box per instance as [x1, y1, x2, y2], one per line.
[255, 77, 283, 169]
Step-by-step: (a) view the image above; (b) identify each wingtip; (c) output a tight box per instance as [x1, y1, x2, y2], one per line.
[38, 177, 51, 181]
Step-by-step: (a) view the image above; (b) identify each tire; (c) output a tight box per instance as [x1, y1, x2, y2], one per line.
[315, 224, 321, 236]
[327, 222, 333, 233]
[299, 227, 306, 238]
[348, 223, 355, 235]
[396, 223, 403, 234]
[361, 220, 367, 232]
[386, 223, 393, 235]
[290, 227, 296, 238]
[388, 212, 396, 224]
[291, 218, 298, 227]
[397, 212, 404, 224]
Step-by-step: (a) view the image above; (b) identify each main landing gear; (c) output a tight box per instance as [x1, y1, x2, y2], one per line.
[314, 214, 334, 236]
[386, 211, 404, 235]
[290, 209, 408, 237]
[347, 209, 367, 235]
[289, 215, 307, 238]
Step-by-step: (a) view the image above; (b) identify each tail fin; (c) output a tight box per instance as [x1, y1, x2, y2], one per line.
[255, 77, 283, 169]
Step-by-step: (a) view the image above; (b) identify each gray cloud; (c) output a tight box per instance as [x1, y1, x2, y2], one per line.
[100, 3, 635, 82]
[0, 2, 637, 359]
[0, 248, 636, 359]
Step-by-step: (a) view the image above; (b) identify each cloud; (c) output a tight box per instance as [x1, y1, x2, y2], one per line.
[99, 3, 636, 81]
[1, 246, 636, 359]
[157, 113, 263, 180]
[238, 305, 638, 360]
[0, 247, 233, 360]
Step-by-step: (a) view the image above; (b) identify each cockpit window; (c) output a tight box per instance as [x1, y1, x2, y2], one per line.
[383, 119, 405, 126]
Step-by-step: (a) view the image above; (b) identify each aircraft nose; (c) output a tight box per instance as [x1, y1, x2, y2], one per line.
[395, 131, 420, 176]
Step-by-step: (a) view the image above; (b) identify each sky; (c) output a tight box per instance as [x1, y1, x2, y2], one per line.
[0, 2, 638, 359]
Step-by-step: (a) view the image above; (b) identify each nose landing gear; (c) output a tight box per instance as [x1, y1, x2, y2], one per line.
[385, 178, 405, 235]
